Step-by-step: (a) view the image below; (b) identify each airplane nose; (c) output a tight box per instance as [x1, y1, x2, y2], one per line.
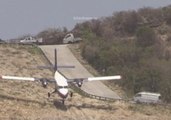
[59, 88, 69, 98]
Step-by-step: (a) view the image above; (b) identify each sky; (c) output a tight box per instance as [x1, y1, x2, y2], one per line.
[1, 0, 171, 40]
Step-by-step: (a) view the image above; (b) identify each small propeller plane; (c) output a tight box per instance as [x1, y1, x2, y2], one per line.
[0, 49, 121, 104]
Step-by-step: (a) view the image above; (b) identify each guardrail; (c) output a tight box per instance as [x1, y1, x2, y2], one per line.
[69, 83, 122, 102]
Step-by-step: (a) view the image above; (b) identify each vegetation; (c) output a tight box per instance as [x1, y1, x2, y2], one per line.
[8, 5, 171, 102]
[72, 5, 171, 102]
[36, 27, 68, 44]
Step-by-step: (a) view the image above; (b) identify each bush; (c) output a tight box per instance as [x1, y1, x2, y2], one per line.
[162, 6, 171, 25]
[74, 5, 171, 102]
[36, 28, 67, 44]
[136, 26, 157, 47]
[113, 11, 141, 34]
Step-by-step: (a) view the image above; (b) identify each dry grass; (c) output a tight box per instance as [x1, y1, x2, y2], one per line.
[0, 44, 170, 120]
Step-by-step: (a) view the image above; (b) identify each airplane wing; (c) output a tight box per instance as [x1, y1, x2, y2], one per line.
[84, 75, 121, 82]
[0, 75, 37, 81]
[67, 75, 121, 87]
[0, 75, 55, 87]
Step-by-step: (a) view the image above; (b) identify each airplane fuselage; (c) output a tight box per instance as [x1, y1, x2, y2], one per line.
[54, 71, 69, 99]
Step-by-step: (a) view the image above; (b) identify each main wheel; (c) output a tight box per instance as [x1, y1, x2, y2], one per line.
[48, 92, 51, 98]
[70, 92, 73, 98]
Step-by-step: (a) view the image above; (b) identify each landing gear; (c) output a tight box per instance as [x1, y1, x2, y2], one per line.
[62, 99, 65, 105]
[48, 89, 56, 98]
[48, 92, 51, 98]
[70, 91, 73, 98]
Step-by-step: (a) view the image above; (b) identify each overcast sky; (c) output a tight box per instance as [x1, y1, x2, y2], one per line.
[1, 0, 171, 40]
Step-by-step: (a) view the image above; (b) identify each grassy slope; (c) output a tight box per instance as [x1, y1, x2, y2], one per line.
[0, 44, 170, 120]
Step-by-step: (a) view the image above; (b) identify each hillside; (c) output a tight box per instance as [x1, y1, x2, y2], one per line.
[71, 5, 171, 102]
[30, 6, 171, 103]
[0, 44, 171, 120]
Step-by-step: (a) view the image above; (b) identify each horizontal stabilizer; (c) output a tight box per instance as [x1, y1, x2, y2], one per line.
[37, 65, 53, 70]
[57, 66, 75, 68]
[37, 65, 75, 70]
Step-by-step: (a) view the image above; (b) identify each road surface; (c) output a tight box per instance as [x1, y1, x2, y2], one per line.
[39, 45, 121, 99]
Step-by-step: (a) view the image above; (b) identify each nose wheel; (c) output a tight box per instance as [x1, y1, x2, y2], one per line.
[62, 99, 65, 105]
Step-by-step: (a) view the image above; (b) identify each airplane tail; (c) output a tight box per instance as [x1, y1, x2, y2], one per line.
[54, 49, 57, 71]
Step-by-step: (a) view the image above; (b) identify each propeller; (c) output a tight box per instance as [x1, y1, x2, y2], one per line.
[75, 79, 83, 87]
[40, 78, 48, 88]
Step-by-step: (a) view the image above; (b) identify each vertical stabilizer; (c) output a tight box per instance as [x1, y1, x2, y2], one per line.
[54, 49, 57, 71]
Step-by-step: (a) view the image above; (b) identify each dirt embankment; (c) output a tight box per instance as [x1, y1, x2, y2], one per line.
[0, 44, 170, 120]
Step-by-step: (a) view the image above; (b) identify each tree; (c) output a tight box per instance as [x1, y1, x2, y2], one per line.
[162, 6, 171, 25]
[136, 26, 157, 47]
[138, 7, 164, 26]
[122, 11, 140, 34]
[36, 28, 66, 44]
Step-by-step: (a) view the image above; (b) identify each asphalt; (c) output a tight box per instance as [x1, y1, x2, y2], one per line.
[39, 45, 121, 99]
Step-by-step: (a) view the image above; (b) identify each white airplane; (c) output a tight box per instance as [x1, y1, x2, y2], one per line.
[0, 49, 121, 104]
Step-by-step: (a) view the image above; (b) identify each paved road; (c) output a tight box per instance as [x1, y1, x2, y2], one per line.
[39, 45, 121, 99]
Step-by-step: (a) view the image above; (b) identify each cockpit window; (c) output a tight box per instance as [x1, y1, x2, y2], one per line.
[135, 94, 141, 97]
[65, 34, 71, 39]
[58, 86, 68, 89]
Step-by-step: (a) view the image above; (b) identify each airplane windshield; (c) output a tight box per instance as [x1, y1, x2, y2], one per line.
[58, 86, 68, 89]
